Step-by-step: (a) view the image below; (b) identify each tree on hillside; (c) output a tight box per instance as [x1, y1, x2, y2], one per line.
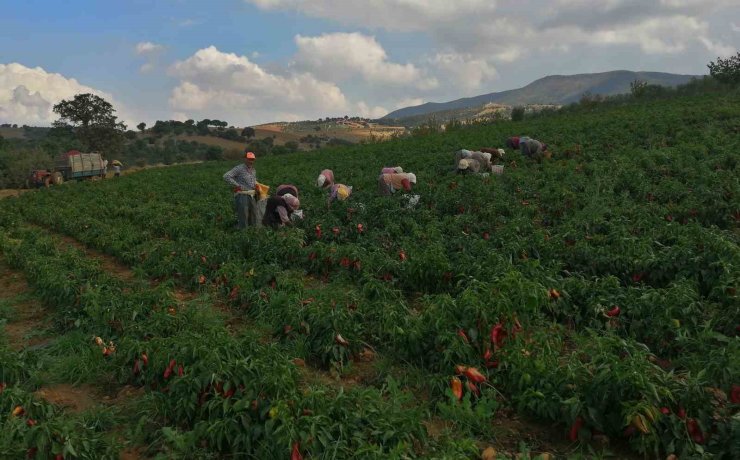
[52, 93, 126, 154]
[241, 127, 255, 139]
[137, 122, 146, 132]
[708, 52, 740, 85]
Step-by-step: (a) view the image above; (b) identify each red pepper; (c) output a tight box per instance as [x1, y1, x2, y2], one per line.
[177, 365, 184, 377]
[164, 359, 176, 380]
[568, 417, 584, 442]
[730, 385, 740, 404]
[224, 388, 235, 398]
[352, 259, 361, 271]
[332, 226, 340, 236]
[55, 455, 64, 460]
[677, 407, 686, 419]
[308, 252, 317, 261]
[133, 359, 141, 375]
[490, 323, 507, 349]
[686, 419, 704, 444]
[660, 407, 671, 415]
[26, 448, 37, 459]
[606, 306, 621, 317]
[141, 353, 149, 366]
[340, 257, 351, 268]
[482, 232, 490, 240]
[229, 286, 239, 300]
[463, 367, 486, 383]
[356, 223, 364, 233]
[314, 225, 322, 239]
[399, 250, 407, 261]
[291, 442, 303, 460]
[0, 382, 6, 394]
[26, 418, 37, 427]
[466, 381, 480, 397]
[457, 329, 469, 343]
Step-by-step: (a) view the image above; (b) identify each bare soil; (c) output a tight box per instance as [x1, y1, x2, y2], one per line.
[0, 261, 50, 350]
[0, 189, 32, 199]
[34, 384, 100, 413]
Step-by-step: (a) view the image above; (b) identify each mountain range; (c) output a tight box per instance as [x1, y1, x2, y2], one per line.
[382, 70, 700, 121]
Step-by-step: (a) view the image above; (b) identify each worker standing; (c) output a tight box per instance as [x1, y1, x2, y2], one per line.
[223, 151, 259, 229]
[113, 163, 121, 178]
[378, 172, 416, 196]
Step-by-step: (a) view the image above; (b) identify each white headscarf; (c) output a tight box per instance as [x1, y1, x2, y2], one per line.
[407, 173, 417, 184]
[316, 174, 326, 187]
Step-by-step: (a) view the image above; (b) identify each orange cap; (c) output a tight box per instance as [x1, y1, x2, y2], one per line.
[245, 151, 256, 159]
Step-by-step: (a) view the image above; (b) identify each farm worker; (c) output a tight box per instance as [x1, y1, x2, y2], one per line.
[102, 159, 109, 178]
[520, 138, 548, 159]
[262, 193, 300, 228]
[480, 147, 505, 158]
[276, 184, 299, 198]
[328, 184, 353, 204]
[454, 150, 492, 172]
[454, 149, 473, 165]
[316, 169, 334, 188]
[378, 173, 416, 196]
[113, 163, 121, 178]
[457, 158, 482, 174]
[506, 137, 524, 149]
[381, 166, 403, 174]
[224, 151, 259, 229]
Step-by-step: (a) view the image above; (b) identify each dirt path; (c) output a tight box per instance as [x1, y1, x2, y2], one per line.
[0, 260, 51, 350]
[0, 189, 32, 199]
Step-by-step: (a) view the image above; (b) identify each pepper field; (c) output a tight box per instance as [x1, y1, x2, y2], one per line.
[0, 90, 738, 459]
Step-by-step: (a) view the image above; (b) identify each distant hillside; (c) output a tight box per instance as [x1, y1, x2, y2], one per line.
[383, 70, 700, 121]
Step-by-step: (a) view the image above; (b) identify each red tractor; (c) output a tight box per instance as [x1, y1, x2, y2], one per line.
[25, 150, 106, 188]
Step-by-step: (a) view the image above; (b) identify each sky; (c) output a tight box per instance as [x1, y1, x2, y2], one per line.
[1, 0, 738, 128]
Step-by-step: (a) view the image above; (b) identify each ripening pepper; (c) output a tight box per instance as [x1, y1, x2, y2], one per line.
[463, 367, 486, 383]
[291, 442, 303, 460]
[450, 377, 463, 401]
[568, 417, 584, 441]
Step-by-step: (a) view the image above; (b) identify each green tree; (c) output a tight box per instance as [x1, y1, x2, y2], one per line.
[708, 52, 740, 85]
[630, 80, 649, 98]
[137, 122, 146, 132]
[52, 93, 126, 154]
[241, 127, 255, 139]
[511, 106, 525, 121]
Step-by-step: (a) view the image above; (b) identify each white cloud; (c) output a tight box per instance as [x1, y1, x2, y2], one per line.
[355, 101, 388, 119]
[135, 42, 166, 74]
[293, 33, 427, 86]
[249, 0, 495, 32]
[698, 37, 736, 57]
[246, 0, 735, 63]
[135, 41, 165, 55]
[393, 97, 424, 110]
[0, 63, 126, 126]
[429, 53, 498, 92]
[168, 46, 351, 125]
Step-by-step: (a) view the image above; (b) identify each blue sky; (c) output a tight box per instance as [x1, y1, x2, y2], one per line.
[1, 0, 738, 127]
